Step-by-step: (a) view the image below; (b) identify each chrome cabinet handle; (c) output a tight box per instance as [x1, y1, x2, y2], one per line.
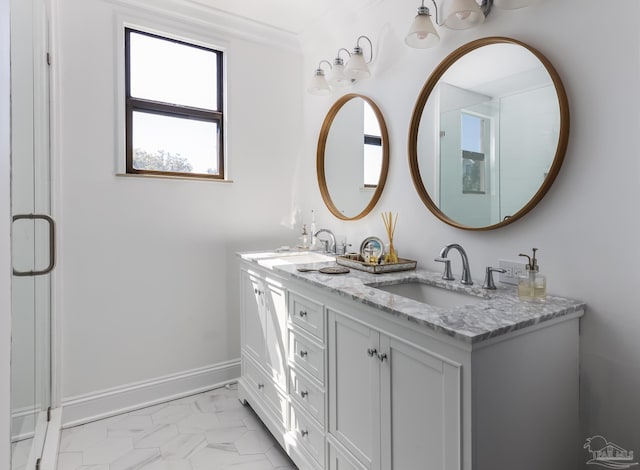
[300, 429, 309, 437]
[300, 390, 309, 398]
[299, 310, 307, 317]
[257, 383, 264, 390]
[12, 214, 56, 276]
[377, 352, 388, 362]
[299, 350, 308, 358]
[367, 348, 377, 357]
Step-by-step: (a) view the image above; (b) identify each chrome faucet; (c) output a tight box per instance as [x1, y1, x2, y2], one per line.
[435, 243, 473, 285]
[314, 229, 336, 254]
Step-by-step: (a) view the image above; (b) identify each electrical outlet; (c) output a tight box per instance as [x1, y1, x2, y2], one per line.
[498, 259, 526, 285]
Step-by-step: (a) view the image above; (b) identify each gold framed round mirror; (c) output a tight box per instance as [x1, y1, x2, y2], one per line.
[317, 94, 390, 221]
[408, 37, 570, 230]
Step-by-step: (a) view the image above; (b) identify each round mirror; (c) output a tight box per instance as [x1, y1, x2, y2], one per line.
[317, 94, 390, 220]
[409, 37, 569, 230]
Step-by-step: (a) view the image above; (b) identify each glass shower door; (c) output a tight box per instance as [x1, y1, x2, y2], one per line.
[10, 0, 53, 468]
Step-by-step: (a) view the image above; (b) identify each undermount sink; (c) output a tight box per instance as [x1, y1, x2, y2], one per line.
[253, 251, 335, 268]
[371, 281, 487, 309]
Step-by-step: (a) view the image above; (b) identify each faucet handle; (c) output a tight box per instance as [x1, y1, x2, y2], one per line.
[483, 267, 506, 290]
[434, 257, 455, 281]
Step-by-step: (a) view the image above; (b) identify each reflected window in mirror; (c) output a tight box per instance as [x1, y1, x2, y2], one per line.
[363, 102, 382, 188]
[460, 112, 487, 195]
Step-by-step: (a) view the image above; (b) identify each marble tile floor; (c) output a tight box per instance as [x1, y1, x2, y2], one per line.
[57, 383, 298, 470]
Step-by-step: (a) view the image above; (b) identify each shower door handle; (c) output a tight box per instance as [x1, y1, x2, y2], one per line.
[12, 214, 56, 276]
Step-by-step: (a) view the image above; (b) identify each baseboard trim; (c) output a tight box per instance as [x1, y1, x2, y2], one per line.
[11, 404, 39, 442]
[61, 359, 240, 428]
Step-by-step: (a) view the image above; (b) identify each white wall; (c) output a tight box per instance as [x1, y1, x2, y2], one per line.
[55, 0, 303, 417]
[1, 0, 12, 464]
[500, 85, 558, 217]
[298, 0, 640, 451]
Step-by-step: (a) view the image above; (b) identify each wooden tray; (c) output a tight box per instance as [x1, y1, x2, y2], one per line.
[336, 254, 417, 274]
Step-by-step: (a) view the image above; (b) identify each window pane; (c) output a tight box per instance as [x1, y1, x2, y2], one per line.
[363, 103, 380, 136]
[461, 113, 482, 153]
[132, 111, 219, 175]
[129, 31, 218, 110]
[364, 144, 382, 186]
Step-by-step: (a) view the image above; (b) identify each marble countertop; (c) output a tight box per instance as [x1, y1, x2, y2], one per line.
[239, 251, 585, 345]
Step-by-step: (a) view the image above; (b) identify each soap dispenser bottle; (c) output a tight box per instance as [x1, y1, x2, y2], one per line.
[518, 248, 547, 301]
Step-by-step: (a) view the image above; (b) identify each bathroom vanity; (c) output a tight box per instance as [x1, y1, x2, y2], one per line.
[237, 251, 585, 470]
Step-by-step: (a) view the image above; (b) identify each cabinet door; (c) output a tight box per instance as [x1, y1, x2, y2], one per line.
[328, 310, 380, 470]
[241, 270, 265, 364]
[379, 335, 461, 470]
[263, 279, 288, 390]
[328, 440, 368, 470]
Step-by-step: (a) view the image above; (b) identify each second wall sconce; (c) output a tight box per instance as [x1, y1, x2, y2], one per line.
[308, 35, 374, 96]
[405, 0, 541, 49]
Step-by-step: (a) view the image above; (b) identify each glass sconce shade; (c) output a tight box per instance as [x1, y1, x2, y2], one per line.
[405, 6, 440, 48]
[493, 0, 540, 9]
[328, 59, 352, 88]
[308, 69, 331, 96]
[344, 48, 371, 80]
[443, 0, 485, 29]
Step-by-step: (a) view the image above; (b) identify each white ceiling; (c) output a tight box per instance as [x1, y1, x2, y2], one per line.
[185, 0, 374, 35]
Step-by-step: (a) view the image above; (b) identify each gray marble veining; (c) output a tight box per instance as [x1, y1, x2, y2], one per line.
[239, 251, 585, 344]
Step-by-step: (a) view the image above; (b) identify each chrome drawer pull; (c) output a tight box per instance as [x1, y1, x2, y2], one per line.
[257, 383, 264, 390]
[300, 390, 309, 398]
[377, 352, 388, 362]
[367, 348, 377, 357]
[299, 310, 308, 317]
[300, 429, 309, 437]
[299, 350, 308, 358]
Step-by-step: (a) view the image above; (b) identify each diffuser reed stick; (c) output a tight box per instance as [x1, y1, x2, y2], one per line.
[382, 212, 398, 264]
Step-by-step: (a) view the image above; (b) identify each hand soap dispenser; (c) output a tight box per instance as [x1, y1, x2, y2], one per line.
[518, 248, 547, 302]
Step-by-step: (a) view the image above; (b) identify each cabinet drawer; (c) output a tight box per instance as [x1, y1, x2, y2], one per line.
[290, 291, 325, 342]
[290, 330, 324, 384]
[243, 356, 288, 426]
[290, 366, 325, 426]
[291, 404, 326, 468]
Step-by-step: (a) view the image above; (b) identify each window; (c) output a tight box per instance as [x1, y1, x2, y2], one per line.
[363, 103, 382, 187]
[125, 28, 224, 179]
[461, 112, 486, 194]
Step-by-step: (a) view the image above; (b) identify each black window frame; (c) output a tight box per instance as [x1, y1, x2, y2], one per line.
[124, 27, 224, 179]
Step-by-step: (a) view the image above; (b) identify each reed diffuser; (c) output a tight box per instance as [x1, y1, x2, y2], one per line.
[382, 212, 398, 264]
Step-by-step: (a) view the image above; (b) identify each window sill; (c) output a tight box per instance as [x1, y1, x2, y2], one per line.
[116, 173, 234, 183]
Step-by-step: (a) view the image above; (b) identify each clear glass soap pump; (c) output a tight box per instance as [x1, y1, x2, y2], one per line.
[518, 248, 547, 301]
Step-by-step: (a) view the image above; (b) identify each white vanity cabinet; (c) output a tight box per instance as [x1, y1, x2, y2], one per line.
[327, 306, 461, 470]
[239, 267, 288, 428]
[238, 255, 583, 470]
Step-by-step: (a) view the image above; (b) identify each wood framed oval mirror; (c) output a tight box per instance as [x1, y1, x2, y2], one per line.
[317, 94, 390, 221]
[408, 37, 569, 230]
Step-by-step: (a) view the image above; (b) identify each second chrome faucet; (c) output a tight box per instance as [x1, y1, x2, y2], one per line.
[435, 243, 473, 285]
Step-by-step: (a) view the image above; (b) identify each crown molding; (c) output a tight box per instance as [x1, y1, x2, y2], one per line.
[101, 0, 301, 52]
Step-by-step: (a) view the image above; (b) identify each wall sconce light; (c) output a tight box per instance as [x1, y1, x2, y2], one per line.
[405, 1, 440, 48]
[328, 48, 353, 88]
[405, 0, 540, 48]
[343, 36, 373, 80]
[307, 60, 333, 96]
[308, 35, 373, 95]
